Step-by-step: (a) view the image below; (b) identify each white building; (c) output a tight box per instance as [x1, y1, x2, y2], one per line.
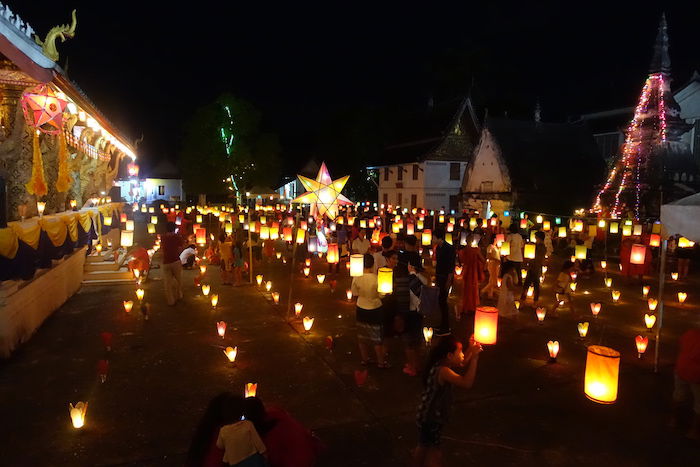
[369, 98, 476, 211]
[116, 159, 184, 204]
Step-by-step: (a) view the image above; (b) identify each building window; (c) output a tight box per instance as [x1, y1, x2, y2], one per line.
[449, 163, 461, 180]
[383, 193, 388, 206]
[413, 164, 419, 180]
[397, 166, 403, 181]
[158, 185, 165, 195]
[384, 168, 389, 182]
[411, 194, 417, 209]
[397, 192, 402, 206]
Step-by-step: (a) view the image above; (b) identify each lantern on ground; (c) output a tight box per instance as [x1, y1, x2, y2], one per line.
[69, 402, 88, 429]
[272, 292, 280, 304]
[578, 322, 589, 337]
[294, 303, 303, 317]
[136, 288, 145, 301]
[547, 341, 559, 362]
[422, 230, 432, 246]
[377, 267, 393, 294]
[474, 306, 498, 344]
[303, 267, 311, 277]
[211, 294, 219, 308]
[648, 298, 658, 311]
[120, 230, 134, 247]
[584, 346, 620, 404]
[224, 346, 238, 363]
[455, 265, 463, 276]
[611, 290, 621, 302]
[255, 275, 263, 286]
[423, 327, 433, 344]
[123, 300, 134, 313]
[642, 285, 650, 298]
[536, 307, 546, 323]
[217, 321, 227, 338]
[600, 260, 607, 270]
[569, 282, 577, 292]
[630, 244, 646, 265]
[245, 383, 257, 398]
[196, 228, 207, 245]
[524, 243, 536, 259]
[678, 292, 688, 304]
[327, 244, 339, 264]
[575, 245, 587, 260]
[316, 274, 326, 284]
[671, 272, 679, 281]
[303, 316, 314, 332]
[635, 336, 648, 358]
[350, 254, 364, 277]
[526, 285, 534, 297]
[644, 314, 656, 330]
[604, 277, 612, 288]
[590, 302, 601, 317]
[346, 289, 353, 300]
[201, 284, 211, 296]
[265, 281, 272, 292]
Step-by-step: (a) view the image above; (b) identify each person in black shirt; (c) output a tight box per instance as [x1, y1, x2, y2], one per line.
[434, 228, 455, 336]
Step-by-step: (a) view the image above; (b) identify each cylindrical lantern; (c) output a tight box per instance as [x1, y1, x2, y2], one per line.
[196, 228, 206, 245]
[151, 215, 158, 224]
[575, 245, 587, 260]
[120, 230, 134, 247]
[630, 244, 646, 265]
[609, 222, 619, 234]
[407, 223, 415, 235]
[196, 214, 203, 223]
[649, 233, 661, 247]
[327, 244, 339, 264]
[633, 224, 642, 236]
[147, 223, 156, 234]
[524, 243, 536, 259]
[474, 306, 498, 345]
[104, 215, 113, 226]
[584, 345, 620, 404]
[622, 224, 632, 236]
[422, 229, 432, 246]
[543, 220, 551, 231]
[558, 226, 567, 238]
[500, 241, 510, 256]
[377, 267, 393, 293]
[283, 227, 293, 242]
[350, 254, 364, 277]
[260, 225, 270, 240]
[125, 220, 135, 231]
[296, 228, 305, 244]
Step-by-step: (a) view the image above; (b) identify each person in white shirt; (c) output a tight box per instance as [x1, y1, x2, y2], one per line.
[505, 223, 524, 285]
[216, 419, 267, 466]
[351, 254, 388, 367]
[179, 244, 196, 269]
[351, 229, 371, 255]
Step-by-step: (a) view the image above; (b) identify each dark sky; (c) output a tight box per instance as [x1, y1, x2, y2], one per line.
[15, 0, 700, 174]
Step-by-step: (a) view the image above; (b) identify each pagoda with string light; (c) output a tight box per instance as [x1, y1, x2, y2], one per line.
[592, 14, 699, 219]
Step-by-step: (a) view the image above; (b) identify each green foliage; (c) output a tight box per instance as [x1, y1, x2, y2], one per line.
[179, 93, 281, 196]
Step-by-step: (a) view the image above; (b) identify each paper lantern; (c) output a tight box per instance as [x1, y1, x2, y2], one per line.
[514, 299, 520, 309]
[455, 265, 463, 276]
[123, 300, 134, 313]
[569, 282, 577, 292]
[671, 272, 679, 281]
[575, 245, 587, 260]
[224, 346, 238, 363]
[630, 244, 646, 265]
[103, 215, 112, 226]
[635, 336, 648, 357]
[633, 224, 642, 236]
[265, 281, 272, 292]
[295, 228, 306, 244]
[123, 219, 134, 231]
[316, 274, 326, 284]
[524, 243, 536, 259]
[611, 290, 621, 302]
[609, 222, 619, 234]
[649, 233, 660, 247]
[678, 292, 688, 304]
[196, 214, 203, 223]
[604, 277, 612, 288]
[648, 298, 658, 311]
[196, 228, 207, 245]
[644, 313, 656, 330]
[68, 402, 88, 429]
[543, 220, 551, 231]
[622, 224, 632, 236]
[225, 223, 233, 235]
[217, 321, 227, 338]
[585, 345, 620, 404]
[211, 294, 219, 307]
[350, 254, 364, 277]
[283, 227, 293, 242]
[256, 275, 263, 286]
[520, 218, 527, 229]
[149, 207, 155, 213]
[201, 284, 211, 296]
[500, 241, 511, 256]
[678, 237, 694, 248]
[377, 267, 393, 293]
[558, 227, 567, 238]
[303, 267, 311, 277]
[245, 383, 257, 398]
[642, 285, 650, 298]
[327, 244, 339, 264]
[474, 306, 498, 345]
[270, 225, 279, 240]
[536, 307, 546, 322]
[259, 226, 270, 240]
[600, 260, 607, 270]
[294, 303, 303, 317]
[120, 213, 127, 223]
[135, 288, 145, 301]
[147, 223, 156, 234]
[303, 316, 314, 332]
[588, 225, 597, 237]
[526, 285, 534, 297]
[346, 289, 353, 300]
[578, 322, 589, 337]
[590, 302, 601, 317]
[141, 205, 147, 213]
[547, 341, 560, 360]
[407, 223, 415, 235]
[272, 292, 280, 304]
[422, 230, 432, 246]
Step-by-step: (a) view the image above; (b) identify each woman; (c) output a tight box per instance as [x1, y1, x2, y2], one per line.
[497, 260, 518, 318]
[481, 238, 500, 299]
[414, 335, 482, 467]
[458, 241, 485, 314]
[350, 254, 388, 368]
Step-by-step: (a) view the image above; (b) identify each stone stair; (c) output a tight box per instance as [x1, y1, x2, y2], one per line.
[82, 250, 134, 285]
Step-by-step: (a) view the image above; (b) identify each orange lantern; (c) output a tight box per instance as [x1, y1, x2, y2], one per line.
[611, 290, 621, 302]
[649, 233, 661, 247]
[630, 244, 646, 265]
[644, 314, 656, 330]
[454, 265, 463, 276]
[678, 292, 688, 304]
[294, 303, 303, 317]
[283, 227, 293, 242]
[196, 228, 207, 245]
[123, 300, 134, 313]
[327, 244, 339, 264]
[422, 229, 432, 246]
[217, 321, 226, 338]
[474, 306, 498, 345]
[224, 346, 238, 363]
[536, 307, 546, 322]
[590, 302, 601, 317]
[245, 383, 258, 398]
[377, 267, 393, 293]
[635, 335, 648, 357]
[584, 345, 620, 404]
[524, 243, 536, 259]
[350, 254, 364, 277]
[648, 298, 658, 311]
[547, 340, 560, 361]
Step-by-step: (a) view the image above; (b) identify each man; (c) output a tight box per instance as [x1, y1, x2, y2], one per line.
[351, 228, 371, 255]
[397, 235, 427, 376]
[505, 222, 524, 285]
[434, 228, 455, 336]
[520, 231, 546, 305]
[161, 222, 185, 306]
[373, 235, 394, 273]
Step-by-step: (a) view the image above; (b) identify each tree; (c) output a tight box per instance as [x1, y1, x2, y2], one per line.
[179, 93, 281, 200]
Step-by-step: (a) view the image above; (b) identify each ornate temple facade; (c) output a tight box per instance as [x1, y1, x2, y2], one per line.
[0, 6, 136, 223]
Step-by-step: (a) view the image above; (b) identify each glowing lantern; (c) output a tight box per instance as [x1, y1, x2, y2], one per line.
[245, 383, 257, 398]
[524, 243, 536, 259]
[211, 294, 219, 308]
[604, 277, 612, 288]
[611, 290, 621, 302]
[590, 302, 601, 317]
[647, 298, 658, 311]
[104, 215, 112, 226]
[327, 244, 339, 264]
[609, 222, 619, 234]
[135, 288, 145, 302]
[635, 336, 648, 357]
[303, 316, 314, 332]
[569, 282, 577, 292]
[547, 341, 560, 361]
[468, 218, 477, 229]
[671, 272, 679, 281]
[630, 244, 646, 265]
[644, 314, 656, 330]
[584, 345, 620, 404]
[124, 220, 134, 232]
[294, 303, 303, 317]
[407, 223, 415, 235]
[377, 267, 393, 293]
[573, 220, 583, 232]
[500, 241, 511, 256]
[575, 245, 587, 260]
[69, 402, 88, 429]
[678, 292, 688, 304]
[633, 224, 642, 236]
[316, 274, 326, 284]
[495, 234, 505, 246]
[224, 346, 238, 363]
[529, 230, 537, 243]
[350, 254, 364, 277]
[536, 215, 543, 224]
[600, 261, 607, 270]
[120, 213, 127, 223]
[200, 265, 207, 275]
[196, 214, 203, 223]
[196, 228, 207, 245]
[123, 300, 134, 313]
[526, 285, 534, 297]
[497, 278, 502, 288]
[455, 265, 463, 276]
[474, 306, 498, 345]
[295, 228, 306, 245]
[260, 226, 270, 240]
[272, 292, 280, 304]
[678, 237, 693, 248]
[514, 300, 520, 310]
[520, 269, 528, 281]
[422, 230, 432, 246]
[225, 223, 233, 235]
[558, 227, 567, 238]
[649, 233, 661, 247]
[302, 267, 311, 277]
[536, 307, 546, 322]
[201, 284, 211, 296]
[217, 321, 227, 338]
[346, 289, 353, 300]
[256, 275, 263, 286]
[423, 327, 433, 344]
[265, 281, 272, 292]
[622, 224, 632, 236]
[120, 230, 134, 247]
[543, 220, 551, 231]
[144, 223, 154, 234]
[95, 243, 103, 253]
[578, 322, 589, 337]
[283, 227, 293, 242]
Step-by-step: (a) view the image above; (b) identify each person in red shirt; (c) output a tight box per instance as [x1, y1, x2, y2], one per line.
[673, 328, 700, 440]
[161, 222, 185, 305]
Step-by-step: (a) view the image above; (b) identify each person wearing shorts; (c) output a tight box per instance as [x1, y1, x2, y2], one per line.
[351, 254, 387, 368]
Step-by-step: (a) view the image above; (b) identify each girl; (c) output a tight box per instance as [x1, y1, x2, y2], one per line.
[414, 335, 482, 467]
[497, 260, 518, 317]
[480, 238, 501, 300]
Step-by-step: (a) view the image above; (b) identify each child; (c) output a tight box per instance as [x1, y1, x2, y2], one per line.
[414, 335, 482, 467]
[552, 260, 575, 312]
[497, 260, 518, 318]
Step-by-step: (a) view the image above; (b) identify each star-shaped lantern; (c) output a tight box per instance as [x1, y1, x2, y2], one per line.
[21, 84, 67, 135]
[292, 162, 352, 220]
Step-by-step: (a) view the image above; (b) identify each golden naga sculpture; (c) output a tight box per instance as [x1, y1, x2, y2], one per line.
[34, 9, 77, 62]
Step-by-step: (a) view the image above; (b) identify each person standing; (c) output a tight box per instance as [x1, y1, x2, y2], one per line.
[434, 228, 455, 336]
[162, 222, 185, 306]
[520, 231, 546, 305]
[351, 254, 388, 368]
[497, 261, 518, 318]
[351, 228, 371, 255]
[481, 238, 501, 300]
[458, 239, 485, 315]
[505, 222, 524, 286]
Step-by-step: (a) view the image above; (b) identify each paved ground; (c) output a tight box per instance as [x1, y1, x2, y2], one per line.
[1, 246, 700, 466]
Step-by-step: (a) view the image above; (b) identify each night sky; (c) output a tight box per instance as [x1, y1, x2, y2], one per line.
[15, 1, 700, 175]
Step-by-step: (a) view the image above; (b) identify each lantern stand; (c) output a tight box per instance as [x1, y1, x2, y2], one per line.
[653, 239, 668, 373]
[285, 209, 301, 322]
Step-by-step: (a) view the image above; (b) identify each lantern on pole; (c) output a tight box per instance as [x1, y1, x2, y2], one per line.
[575, 245, 587, 260]
[630, 244, 646, 265]
[474, 306, 498, 345]
[377, 267, 393, 294]
[584, 345, 620, 404]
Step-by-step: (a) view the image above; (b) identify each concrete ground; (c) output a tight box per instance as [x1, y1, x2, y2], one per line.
[1, 247, 700, 466]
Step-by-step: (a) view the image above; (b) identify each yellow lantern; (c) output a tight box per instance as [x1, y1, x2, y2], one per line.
[611, 290, 620, 302]
[500, 241, 511, 256]
[633, 224, 642, 236]
[211, 294, 219, 308]
[609, 222, 619, 234]
[224, 346, 238, 363]
[678, 292, 688, 304]
[622, 224, 632, 236]
[346, 289, 353, 300]
[123, 300, 134, 313]
[569, 282, 577, 292]
[377, 267, 393, 293]
[125, 220, 134, 231]
[578, 322, 589, 337]
[547, 341, 560, 360]
[642, 285, 650, 298]
[196, 214, 203, 223]
[303, 267, 310, 277]
[265, 281, 272, 292]
[604, 277, 612, 288]
[225, 222, 233, 235]
[217, 321, 227, 338]
[294, 302, 303, 317]
[260, 226, 270, 240]
[69, 402, 88, 429]
[648, 298, 658, 311]
[201, 284, 211, 296]
[474, 306, 498, 345]
[136, 288, 145, 301]
[120, 230, 134, 247]
[543, 220, 551, 231]
[524, 243, 536, 259]
[296, 228, 305, 244]
[600, 260, 607, 270]
[422, 229, 432, 246]
[584, 345, 620, 404]
[445, 233, 453, 245]
[350, 254, 364, 277]
[644, 314, 656, 330]
[104, 215, 112, 226]
[245, 383, 258, 398]
[678, 237, 693, 248]
[316, 274, 326, 284]
[272, 292, 280, 304]
[558, 226, 567, 238]
[256, 275, 263, 286]
[671, 272, 679, 280]
[417, 219, 424, 230]
[529, 230, 537, 243]
[303, 316, 314, 332]
[575, 245, 587, 260]
[423, 327, 433, 344]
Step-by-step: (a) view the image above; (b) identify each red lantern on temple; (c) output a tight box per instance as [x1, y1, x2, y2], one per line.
[630, 244, 646, 265]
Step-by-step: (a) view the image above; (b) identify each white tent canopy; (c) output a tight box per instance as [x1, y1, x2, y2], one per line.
[660, 192, 700, 242]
